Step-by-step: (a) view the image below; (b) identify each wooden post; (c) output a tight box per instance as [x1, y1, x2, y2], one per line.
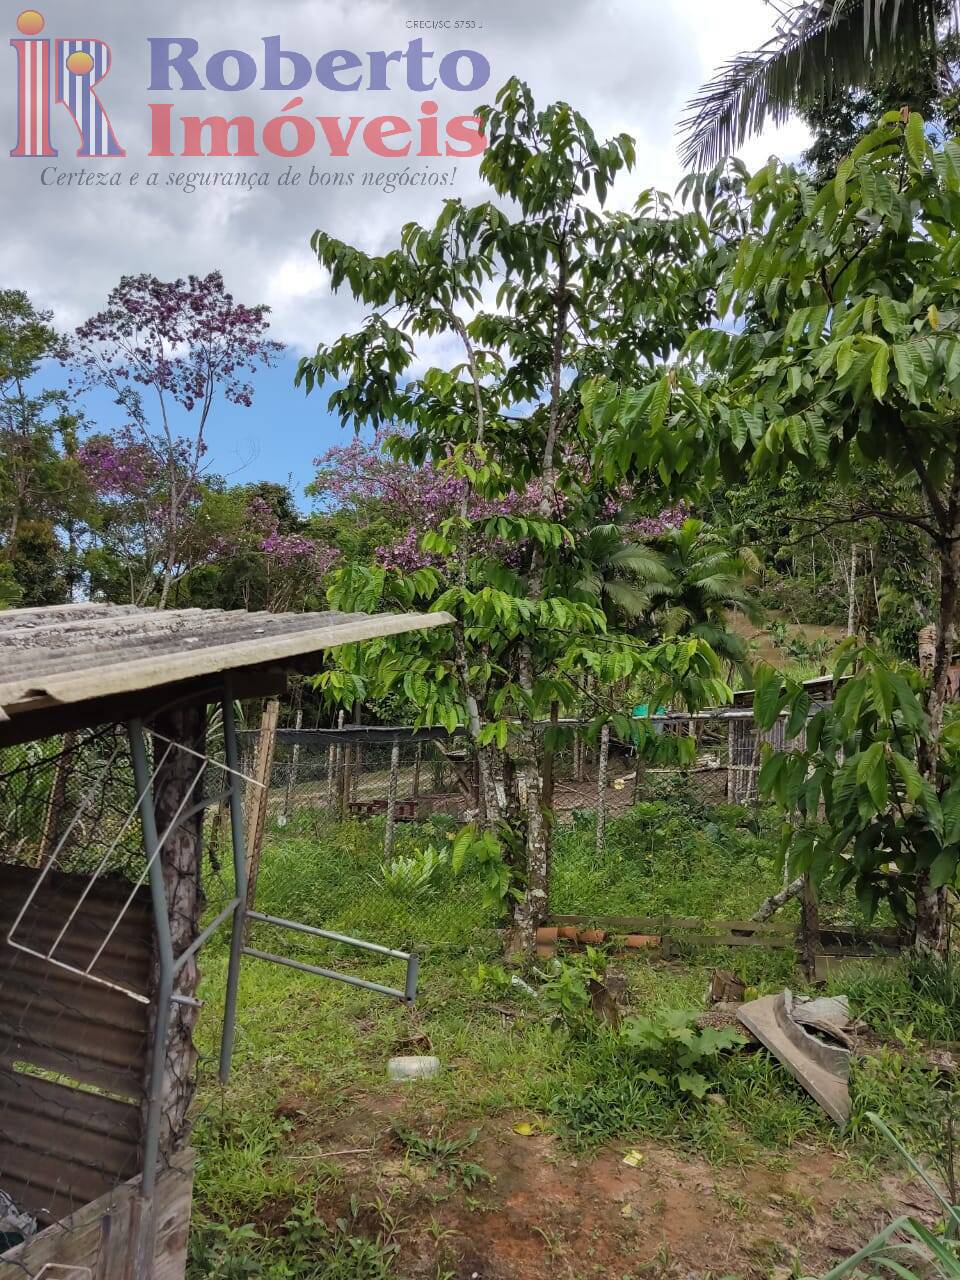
[282, 697, 303, 821]
[340, 740, 352, 820]
[412, 744, 422, 801]
[150, 703, 206, 1155]
[384, 738, 401, 859]
[596, 722, 610, 855]
[327, 709, 344, 813]
[351, 700, 362, 803]
[542, 699, 559, 813]
[244, 697, 279, 913]
[726, 719, 734, 803]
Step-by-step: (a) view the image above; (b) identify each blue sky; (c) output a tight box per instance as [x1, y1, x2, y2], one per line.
[48, 352, 349, 507]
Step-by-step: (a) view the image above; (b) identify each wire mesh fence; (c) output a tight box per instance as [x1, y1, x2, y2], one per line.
[241, 712, 749, 836]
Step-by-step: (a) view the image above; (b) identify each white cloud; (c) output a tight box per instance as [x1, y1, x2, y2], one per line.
[0, 0, 809, 354]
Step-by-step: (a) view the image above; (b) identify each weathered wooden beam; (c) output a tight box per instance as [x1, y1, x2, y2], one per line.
[0, 667, 288, 749]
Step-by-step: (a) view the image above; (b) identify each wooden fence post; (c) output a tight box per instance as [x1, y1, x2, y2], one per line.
[282, 696, 303, 821]
[383, 738, 401, 859]
[596, 722, 610, 855]
[327, 709, 343, 813]
[244, 698, 279, 914]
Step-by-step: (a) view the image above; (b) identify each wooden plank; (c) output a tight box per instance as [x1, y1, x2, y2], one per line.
[244, 699, 279, 916]
[670, 934, 793, 950]
[0, 1150, 194, 1280]
[546, 913, 796, 936]
[0, 667, 289, 750]
[0, 609, 453, 714]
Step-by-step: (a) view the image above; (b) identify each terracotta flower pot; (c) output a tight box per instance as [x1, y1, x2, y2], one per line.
[624, 934, 661, 949]
[579, 928, 606, 945]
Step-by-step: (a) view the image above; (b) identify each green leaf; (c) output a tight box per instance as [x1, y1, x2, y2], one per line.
[905, 111, 927, 172]
[929, 849, 957, 890]
[870, 344, 889, 400]
[891, 752, 923, 803]
[677, 1071, 710, 1099]
[856, 742, 889, 812]
[753, 663, 784, 731]
[834, 156, 854, 207]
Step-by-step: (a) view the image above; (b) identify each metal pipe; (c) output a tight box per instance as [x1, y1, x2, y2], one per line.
[244, 910, 410, 960]
[172, 897, 240, 974]
[241, 946, 413, 1002]
[404, 951, 420, 1004]
[219, 684, 249, 1084]
[128, 720, 175, 1221]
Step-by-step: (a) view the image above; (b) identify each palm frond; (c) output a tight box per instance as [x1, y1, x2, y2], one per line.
[602, 580, 654, 618]
[678, 0, 953, 170]
[606, 543, 673, 581]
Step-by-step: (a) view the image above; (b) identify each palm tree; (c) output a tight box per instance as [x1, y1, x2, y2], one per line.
[572, 522, 675, 625]
[638, 519, 762, 671]
[573, 518, 761, 671]
[679, 0, 958, 170]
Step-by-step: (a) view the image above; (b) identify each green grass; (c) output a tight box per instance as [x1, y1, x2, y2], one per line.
[188, 792, 951, 1279]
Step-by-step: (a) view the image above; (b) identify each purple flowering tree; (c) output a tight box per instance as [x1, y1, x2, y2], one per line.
[74, 272, 282, 606]
[240, 494, 340, 611]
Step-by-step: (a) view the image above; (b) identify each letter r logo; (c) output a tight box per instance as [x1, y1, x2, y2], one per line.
[11, 11, 124, 157]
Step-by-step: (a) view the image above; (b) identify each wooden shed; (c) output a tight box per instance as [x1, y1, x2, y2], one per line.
[0, 602, 450, 1279]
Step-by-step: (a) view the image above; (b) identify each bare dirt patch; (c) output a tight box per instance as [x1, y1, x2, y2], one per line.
[282, 1100, 936, 1280]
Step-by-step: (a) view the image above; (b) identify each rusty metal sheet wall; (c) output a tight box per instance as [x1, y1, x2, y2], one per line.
[0, 863, 151, 1223]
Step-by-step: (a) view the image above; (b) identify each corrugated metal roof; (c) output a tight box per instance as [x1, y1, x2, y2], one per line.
[0, 603, 451, 725]
[0, 864, 151, 1223]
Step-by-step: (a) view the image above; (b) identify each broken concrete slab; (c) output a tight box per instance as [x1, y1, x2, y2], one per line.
[792, 994, 854, 1048]
[737, 990, 850, 1126]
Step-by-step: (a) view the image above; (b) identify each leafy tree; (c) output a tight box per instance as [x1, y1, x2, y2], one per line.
[0, 289, 88, 604]
[752, 643, 960, 938]
[680, 0, 957, 169]
[73, 272, 282, 606]
[590, 110, 960, 948]
[297, 79, 732, 950]
[179, 482, 339, 613]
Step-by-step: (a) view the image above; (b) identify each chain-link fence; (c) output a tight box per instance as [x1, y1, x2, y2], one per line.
[241, 712, 751, 835]
[229, 705, 784, 966]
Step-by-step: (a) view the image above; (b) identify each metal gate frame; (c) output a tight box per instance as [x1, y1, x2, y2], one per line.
[126, 679, 418, 1275]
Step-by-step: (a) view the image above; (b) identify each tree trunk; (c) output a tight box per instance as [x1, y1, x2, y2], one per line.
[800, 873, 820, 981]
[508, 649, 549, 955]
[846, 544, 858, 637]
[915, 530, 960, 952]
[384, 738, 401, 859]
[150, 704, 205, 1153]
[752, 874, 804, 922]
